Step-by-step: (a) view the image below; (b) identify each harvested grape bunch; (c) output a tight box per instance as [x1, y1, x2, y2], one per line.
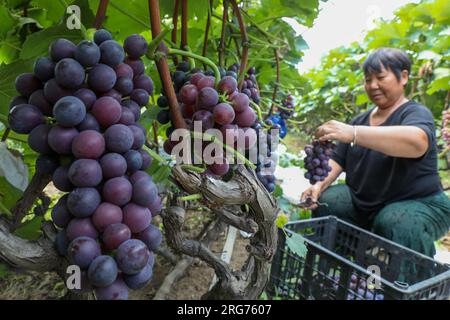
[279, 94, 294, 120]
[8, 29, 163, 300]
[303, 140, 335, 185]
[310, 274, 385, 300]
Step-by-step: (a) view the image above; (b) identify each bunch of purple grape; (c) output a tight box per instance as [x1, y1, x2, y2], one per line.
[331, 274, 385, 300]
[442, 109, 449, 149]
[253, 121, 279, 193]
[236, 64, 260, 104]
[303, 140, 334, 185]
[157, 64, 259, 177]
[279, 94, 294, 120]
[8, 29, 163, 300]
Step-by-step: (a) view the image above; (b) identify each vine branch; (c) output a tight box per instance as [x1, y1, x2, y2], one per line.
[148, 0, 186, 130]
[93, 0, 109, 29]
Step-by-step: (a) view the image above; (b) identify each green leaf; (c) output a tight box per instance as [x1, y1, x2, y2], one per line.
[356, 93, 369, 105]
[0, 142, 29, 191]
[285, 231, 308, 258]
[0, 6, 15, 38]
[20, 23, 84, 60]
[0, 59, 35, 117]
[14, 215, 43, 240]
[89, 0, 150, 41]
[0, 176, 23, 212]
[30, 0, 66, 24]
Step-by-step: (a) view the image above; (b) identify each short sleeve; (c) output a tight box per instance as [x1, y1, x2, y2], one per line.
[400, 104, 436, 154]
[331, 141, 348, 169]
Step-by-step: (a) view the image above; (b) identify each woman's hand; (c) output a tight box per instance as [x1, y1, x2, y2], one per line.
[300, 184, 322, 210]
[315, 120, 354, 143]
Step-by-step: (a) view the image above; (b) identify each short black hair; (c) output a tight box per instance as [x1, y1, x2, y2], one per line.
[362, 48, 411, 81]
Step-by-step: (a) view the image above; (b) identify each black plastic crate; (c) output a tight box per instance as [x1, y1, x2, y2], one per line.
[267, 216, 450, 300]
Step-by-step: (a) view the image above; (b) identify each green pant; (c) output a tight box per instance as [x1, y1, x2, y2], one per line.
[313, 184, 450, 258]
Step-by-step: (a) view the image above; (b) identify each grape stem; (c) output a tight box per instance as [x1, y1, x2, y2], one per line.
[249, 101, 263, 121]
[145, 145, 169, 166]
[202, 0, 213, 69]
[179, 194, 203, 201]
[267, 49, 280, 119]
[180, 164, 206, 173]
[148, 0, 186, 130]
[219, 0, 228, 67]
[93, 0, 109, 29]
[181, 0, 188, 62]
[146, 26, 173, 60]
[171, 0, 180, 65]
[168, 48, 221, 86]
[230, 0, 249, 90]
[183, 46, 196, 69]
[0, 201, 12, 217]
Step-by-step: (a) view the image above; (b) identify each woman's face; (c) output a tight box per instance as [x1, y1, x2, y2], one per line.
[364, 64, 408, 109]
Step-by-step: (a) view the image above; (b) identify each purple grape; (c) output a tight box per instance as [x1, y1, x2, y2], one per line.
[48, 126, 79, 155]
[33, 57, 55, 82]
[67, 236, 100, 269]
[67, 187, 101, 218]
[132, 178, 158, 207]
[15, 73, 42, 97]
[99, 40, 125, 67]
[29, 89, 52, 116]
[49, 39, 76, 61]
[102, 223, 131, 250]
[68, 159, 103, 187]
[99, 153, 127, 179]
[72, 130, 105, 159]
[93, 29, 112, 45]
[66, 218, 99, 241]
[52, 165, 74, 192]
[91, 202, 123, 232]
[123, 258, 153, 290]
[124, 150, 143, 173]
[135, 224, 162, 251]
[94, 277, 128, 300]
[54, 58, 85, 89]
[74, 88, 96, 110]
[28, 124, 52, 154]
[104, 124, 134, 153]
[102, 177, 132, 206]
[88, 255, 118, 287]
[122, 203, 151, 233]
[53, 96, 86, 127]
[75, 40, 100, 67]
[51, 194, 72, 228]
[115, 239, 149, 275]
[88, 64, 117, 93]
[8, 104, 45, 134]
[77, 113, 100, 132]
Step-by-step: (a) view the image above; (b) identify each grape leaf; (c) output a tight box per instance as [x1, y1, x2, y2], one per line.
[285, 231, 308, 258]
[20, 23, 84, 60]
[14, 215, 44, 240]
[0, 58, 35, 118]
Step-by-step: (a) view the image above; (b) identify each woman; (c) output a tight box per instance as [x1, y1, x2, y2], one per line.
[300, 48, 450, 258]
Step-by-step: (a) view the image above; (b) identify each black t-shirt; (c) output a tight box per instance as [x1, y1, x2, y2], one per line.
[332, 100, 442, 215]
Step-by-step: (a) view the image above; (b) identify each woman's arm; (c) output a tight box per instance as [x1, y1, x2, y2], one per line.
[352, 125, 428, 158]
[316, 120, 429, 158]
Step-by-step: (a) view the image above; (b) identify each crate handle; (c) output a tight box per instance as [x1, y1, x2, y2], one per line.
[393, 281, 409, 289]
